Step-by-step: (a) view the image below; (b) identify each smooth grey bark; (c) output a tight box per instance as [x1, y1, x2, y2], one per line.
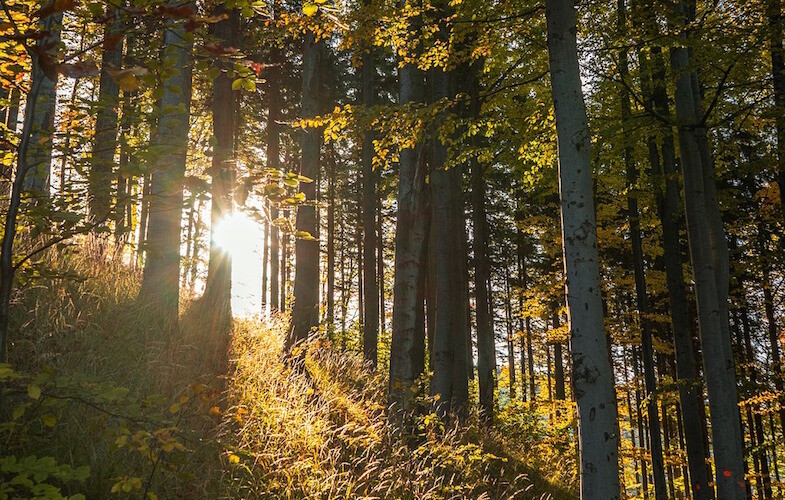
[88, 8, 123, 222]
[545, 0, 621, 497]
[286, 30, 321, 351]
[361, 38, 379, 368]
[202, 11, 236, 332]
[669, 3, 746, 496]
[23, 12, 63, 199]
[388, 9, 429, 413]
[139, 8, 194, 330]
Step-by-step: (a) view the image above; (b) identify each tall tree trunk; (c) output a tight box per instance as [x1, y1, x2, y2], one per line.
[268, 46, 281, 311]
[471, 156, 494, 419]
[202, 11, 236, 332]
[139, 5, 194, 330]
[638, 25, 713, 500]
[767, 0, 785, 225]
[0, 8, 60, 366]
[287, 30, 321, 351]
[428, 64, 468, 420]
[378, 198, 385, 337]
[738, 296, 773, 498]
[326, 146, 336, 336]
[88, 7, 123, 224]
[23, 12, 62, 199]
[388, 6, 429, 412]
[545, 0, 621, 496]
[759, 224, 785, 436]
[361, 38, 379, 368]
[619, 1, 666, 494]
[553, 313, 565, 400]
[670, 3, 746, 496]
[505, 273, 516, 400]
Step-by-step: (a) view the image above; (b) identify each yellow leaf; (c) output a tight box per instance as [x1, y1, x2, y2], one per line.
[28, 384, 41, 400]
[209, 406, 221, 416]
[118, 74, 140, 92]
[41, 413, 56, 427]
[228, 452, 240, 464]
[303, 3, 318, 16]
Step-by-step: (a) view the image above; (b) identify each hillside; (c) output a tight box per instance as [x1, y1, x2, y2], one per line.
[1, 254, 576, 499]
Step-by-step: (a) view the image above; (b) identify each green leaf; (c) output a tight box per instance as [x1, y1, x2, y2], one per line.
[28, 384, 41, 400]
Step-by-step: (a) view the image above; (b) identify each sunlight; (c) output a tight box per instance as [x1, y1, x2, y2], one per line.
[213, 212, 264, 318]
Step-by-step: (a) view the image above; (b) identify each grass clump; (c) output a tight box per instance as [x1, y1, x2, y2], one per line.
[219, 318, 576, 499]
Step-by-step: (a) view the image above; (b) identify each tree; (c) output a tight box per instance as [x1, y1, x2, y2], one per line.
[286, 29, 321, 352]
[139, 3, 195, 330]
[669, 2, 746, 496]
[201, 10, 237, 332]
[88, 7, 123, 225]
[544, 0, 621, 497]
[388, 0, 428, 412]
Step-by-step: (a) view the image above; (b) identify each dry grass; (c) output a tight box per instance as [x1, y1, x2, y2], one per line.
[2, 251, 576, 499]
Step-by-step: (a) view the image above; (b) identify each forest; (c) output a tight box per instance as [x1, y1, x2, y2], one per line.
[0, 0, 784, 497]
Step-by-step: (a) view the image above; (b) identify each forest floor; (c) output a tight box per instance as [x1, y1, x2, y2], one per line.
[1, 252, 577, 499]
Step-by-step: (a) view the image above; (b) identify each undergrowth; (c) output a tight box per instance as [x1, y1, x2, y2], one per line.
[1, 251, 577, 499]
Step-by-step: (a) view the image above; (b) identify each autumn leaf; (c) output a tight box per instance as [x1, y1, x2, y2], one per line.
[104, 32, 124, 51]
[58, 61, 99, 79]
[33, 0, 77, 18]
[201, 43, 239, 56]
[303, 3, 318, 16]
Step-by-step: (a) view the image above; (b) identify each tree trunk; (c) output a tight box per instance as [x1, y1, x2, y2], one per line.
[23, 12, 62, 200]
[471, 155, 494, 419]
[0, 9, 59, 365]
[545, 0, 621, 496]
[505, 273, 516, 400]
[670, 3, 746, 496]
[287, 30, 321, 351]
[619, 1, 666, 493]
[268, 46, 281, 312]
[202, 11, 236, 332]
[139, 5, 194, 331]
[361, 39, 379, 368]
[88, 8, 123, 223]
[326, 146, 336, 336]
[638, 28, 713, 500]
[388, 10, 429, 412]
[768, 0, 785, 225]
[553, 313, 565, 400]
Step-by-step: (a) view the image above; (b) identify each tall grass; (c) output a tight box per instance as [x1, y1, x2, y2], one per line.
[2, 251, 577, 499]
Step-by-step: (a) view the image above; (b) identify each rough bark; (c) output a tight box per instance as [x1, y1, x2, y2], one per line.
[545, 0, 621, 496]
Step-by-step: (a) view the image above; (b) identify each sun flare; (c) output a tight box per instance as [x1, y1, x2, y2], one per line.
[212, 212, 264, 318]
